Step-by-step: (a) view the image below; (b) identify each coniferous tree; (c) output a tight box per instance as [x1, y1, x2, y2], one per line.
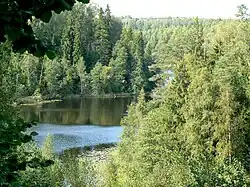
[131, 31, 145, 94]
[119, 28, 135, 92]
[94, 7, 112, 66]
[109, 43, 127, 93]
[61, 15, 75, 65]
[102, 20, 250, 187]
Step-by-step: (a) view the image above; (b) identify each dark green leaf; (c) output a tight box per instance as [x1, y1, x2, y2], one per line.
[17, 162, 27, 171]
[40, 11, 52, 23]
[43, 160, 54, 167]
[78, 0, 90, 3]
[46, 50, 56, 60]
[34, 50, 44, 58]
[22, 135, 32, 143]
[39, 160, 55, 168]
[54, 8, 64, 14]
[30, 131, 38, 136]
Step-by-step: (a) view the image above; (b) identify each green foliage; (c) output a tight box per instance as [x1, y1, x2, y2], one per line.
[94, 7, 112, 66]
[109, 45, 127, 93]
[0, 0, 89, 56]
[2, 4, 159, 98]
[77, 57, 89, 95]
[6, 4, 250, 186]
[0, 41, 54, 186]
[102, 19, 250, 187]
[90, 63, 111, 95]
[18, 135, 96, 187]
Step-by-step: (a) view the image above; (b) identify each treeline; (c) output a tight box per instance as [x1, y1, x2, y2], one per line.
[4, 3, 227, 100]
[122, 16, 220, 30]
[3, 3, 155, 100]
[101, 17, 250, 186]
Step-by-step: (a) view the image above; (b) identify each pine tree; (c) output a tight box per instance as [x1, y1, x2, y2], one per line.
[119, 28, 135, 92]
[104, 5, 112, 34]
[109, 44, 127, 93]
[131, 31, 145, 94]
[94, 7, 112, 66]
[73, 21, 81, 65]
[61, 15, 75, 65]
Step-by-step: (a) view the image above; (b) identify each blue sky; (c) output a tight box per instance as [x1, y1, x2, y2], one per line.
[91, 0, 250, 18]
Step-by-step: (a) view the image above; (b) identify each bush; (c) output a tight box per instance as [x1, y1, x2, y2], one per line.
[18, 135, 97, 187]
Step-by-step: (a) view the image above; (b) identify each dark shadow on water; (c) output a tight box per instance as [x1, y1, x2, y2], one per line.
[59, 143, 117, 159]
[20, 97, 134, 125]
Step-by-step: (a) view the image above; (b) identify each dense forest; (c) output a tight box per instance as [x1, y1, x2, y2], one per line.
[2, 1, 250, 186]
[101, 5, 250, 187]
[2, 3, 156, 101]
[1, 3, 224, 101]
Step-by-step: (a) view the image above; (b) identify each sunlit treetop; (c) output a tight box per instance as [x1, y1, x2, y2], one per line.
[0, 0, 89, 59]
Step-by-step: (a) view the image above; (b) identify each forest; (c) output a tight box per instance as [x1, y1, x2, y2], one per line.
[1, 1, 250, 187]
[2, 3, 156, 101]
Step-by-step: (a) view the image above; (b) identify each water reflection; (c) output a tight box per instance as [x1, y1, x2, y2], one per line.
[21, 97, 133, 125]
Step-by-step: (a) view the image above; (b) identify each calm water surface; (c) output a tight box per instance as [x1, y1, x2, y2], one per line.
[21, 97, 133, 153]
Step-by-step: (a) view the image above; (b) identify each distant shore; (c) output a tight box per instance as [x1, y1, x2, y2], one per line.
[16, 93, 135, 106]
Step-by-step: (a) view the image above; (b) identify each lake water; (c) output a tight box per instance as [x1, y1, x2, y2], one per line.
[20, 97, 133, 153]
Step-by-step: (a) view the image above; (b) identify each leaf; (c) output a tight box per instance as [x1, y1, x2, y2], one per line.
[43, 160, 54, 167]
[22, 135, 32, 143]
[26, 122, 33, 128]
[78, 0, 90, 3]
[40, 11, 52, 23]
[46, 50, 56, 60]
[30, 131, 38, 136]
[54, 7, 64, 14]
[18, 162, 27, 171]
[34, 50, 44, 58]
[23, 25, 33, 35]
[5, 28, 21, 41]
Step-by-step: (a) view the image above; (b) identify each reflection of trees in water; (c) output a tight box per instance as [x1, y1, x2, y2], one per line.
[21, 97, 133, 125]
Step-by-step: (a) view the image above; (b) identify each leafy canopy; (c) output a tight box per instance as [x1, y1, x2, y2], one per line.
[0, 0, 89, 58]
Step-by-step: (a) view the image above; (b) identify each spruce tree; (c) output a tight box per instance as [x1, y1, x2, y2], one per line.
[109, 44, 127, 93]
[131, 31, 145, 94]
[94, 7, 112, 66]
[61, 15, 75, 65]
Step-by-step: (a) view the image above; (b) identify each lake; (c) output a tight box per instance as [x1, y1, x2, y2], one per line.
[20, 97, 133, 153]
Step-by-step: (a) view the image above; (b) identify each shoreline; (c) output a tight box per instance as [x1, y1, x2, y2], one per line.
[59, 143, 117, 162]
[17, 93, 135, 106]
